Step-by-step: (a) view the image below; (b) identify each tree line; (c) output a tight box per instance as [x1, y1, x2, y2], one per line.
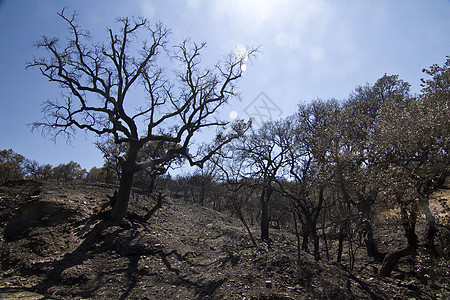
[172, 64, 449, 277]
[165, 61, 449, 277]
[0, 150, 87, 182]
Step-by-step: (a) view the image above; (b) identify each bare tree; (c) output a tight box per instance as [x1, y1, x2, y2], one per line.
[213, 149, 258, 247]
[27, 9, 254, 222]
[185, 160, 217, 206]
[234, 121, 290, 241]
[273, 116, 325, 261]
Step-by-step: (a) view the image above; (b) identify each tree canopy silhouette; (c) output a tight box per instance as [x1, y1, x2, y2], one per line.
[28, 8, 253, 221]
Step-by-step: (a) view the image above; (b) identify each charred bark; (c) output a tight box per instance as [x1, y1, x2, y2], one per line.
[337, 218, 346, 263]
[311, 228, 321, 261]
[293, 209, 302, 262]
[380, 244, 417, 277]
[380, 206, 419, 277]
[311, 186, 324, 261]
[110, 144, 140, 222]
[260, 185, 273, 241]
[261, 198, 270, 241]
[301, 223, 310, 253]
[357, 192, 381, 260]
[110, 167, 135, 222]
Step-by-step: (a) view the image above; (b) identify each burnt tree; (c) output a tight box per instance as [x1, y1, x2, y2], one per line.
[235, 121, 289, 241]
[28, 9, 254, 222]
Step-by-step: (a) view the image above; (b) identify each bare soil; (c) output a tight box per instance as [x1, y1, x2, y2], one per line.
[0, 179, 448, 299]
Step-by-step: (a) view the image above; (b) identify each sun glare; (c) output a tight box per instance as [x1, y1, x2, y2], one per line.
[234, 44, 248, 60]
[229, 110, 238, 121]
[234, 44, 248, 72]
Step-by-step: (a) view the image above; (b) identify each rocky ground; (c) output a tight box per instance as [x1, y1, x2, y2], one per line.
[0, 179, 448, 299]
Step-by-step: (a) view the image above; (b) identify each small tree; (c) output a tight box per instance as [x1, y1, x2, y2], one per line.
[235, 121, 290, 241]
[25, 160, 53, 179]
[28, 9, 254, 221]
[213, 141, 259, 247]
[0, 149, 26, 184]
[186, 163, 216, 207]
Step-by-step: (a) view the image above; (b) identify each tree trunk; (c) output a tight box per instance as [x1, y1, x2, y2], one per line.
[111, 165, 135, 222]
[200, 187, 205, 206]
[365, 225, 380, 259]
[237, 206, 257, 248]
[322, 208, 330, 261]
[302, 223, 310, 252]
[422, 199, 438, 253]
[261, 197, 270, 240]
[337, 219, 346, 263]
[110, 143, 140, 222]
[260, 186, 272, 241]
[143, 192, 163, 220]
[293, 209, 301, 262]
[347, 220, 355, 270]
[380, 244, 417, 277]
[311, 186, 324, 261]
[358, 193, 381, 259]
[380, 214, 419, 277]
[311, 227, 321, 261]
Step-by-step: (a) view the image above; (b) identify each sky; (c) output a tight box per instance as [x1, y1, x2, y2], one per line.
[0, 0, 449, 173]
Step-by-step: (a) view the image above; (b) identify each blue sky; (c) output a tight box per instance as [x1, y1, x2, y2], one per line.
[0, 0, 449, 172]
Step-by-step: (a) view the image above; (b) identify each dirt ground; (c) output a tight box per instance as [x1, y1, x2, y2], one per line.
[0, 179, 448, 299]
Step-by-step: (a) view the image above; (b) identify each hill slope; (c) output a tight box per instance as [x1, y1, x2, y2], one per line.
[0, 180, 444, 299]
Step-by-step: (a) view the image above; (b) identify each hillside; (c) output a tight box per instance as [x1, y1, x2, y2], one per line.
[0, 180, 447, 299]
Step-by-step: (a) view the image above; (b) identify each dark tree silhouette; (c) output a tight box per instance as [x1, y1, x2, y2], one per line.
[0, 149, 26, 184]
[28, 9, 254, 221]
[235, 121, 290, 241]
[275, 115, 324, 261]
